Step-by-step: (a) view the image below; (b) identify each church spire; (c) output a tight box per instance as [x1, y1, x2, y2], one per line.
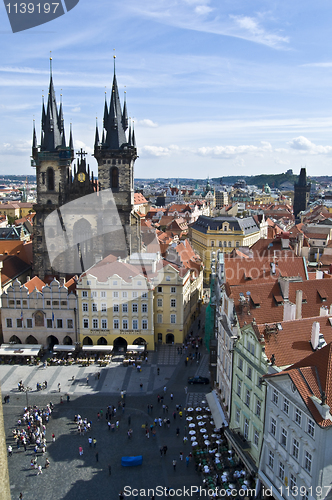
[104, 55, 127, 149]
[122, 90, 128, 131]
[32, 119, 37, 151]
[69, 122, 74, 151]
[94, 118, 100, 147]
[42, 55, 63, 151]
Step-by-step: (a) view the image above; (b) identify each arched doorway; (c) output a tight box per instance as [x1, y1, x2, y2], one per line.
[63, 336, 73, 345]
[97, 337, 107, 345]
[26, 335, 38, 344]
[47, 335, 59, 349]
[113, 337, 127, 352]
[9, 335, 21, 344]
[83, 336, 93, 345]
[166, 333, 174, 344]
[133, 337, 146, 345]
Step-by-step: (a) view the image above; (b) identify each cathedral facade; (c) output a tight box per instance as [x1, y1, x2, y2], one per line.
[32, 59, 141, 279]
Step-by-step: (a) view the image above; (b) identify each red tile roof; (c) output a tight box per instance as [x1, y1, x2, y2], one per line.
[22, 276, 45, 293]
[134, 193, 148, 205]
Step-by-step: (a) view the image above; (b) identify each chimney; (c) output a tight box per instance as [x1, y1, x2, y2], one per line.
[316, 270, 324, 280]
[311, 321, 320, 350]
[320, 306, 328, 317]
[295, 290, 302, 319]
[26, 276, 30, 282]
[279, 278, 289, 300]
[283, 301, 296, 321]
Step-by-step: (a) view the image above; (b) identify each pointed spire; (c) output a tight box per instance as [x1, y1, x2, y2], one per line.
[69, 123, 73, 150]
[122, 90, 128, 131]
[32, 120, 37, 150]
[128, 118, 132, 146]
[94, 118, 100, 147]
[132, 120, 136, 148]
[58, 91, 64, 133]
[104, 54, 127, 149]
[102, 129, 105, 144]
[61, 129, 66, 147]
[42, 55, 63, 151]
[41, 92, 46, 130]
[103, 90, 108, 128]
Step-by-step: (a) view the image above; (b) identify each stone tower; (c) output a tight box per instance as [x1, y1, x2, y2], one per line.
[94, 56, 141, 257]
[32, 59, 75, 279]
[294, 167, 311, 221]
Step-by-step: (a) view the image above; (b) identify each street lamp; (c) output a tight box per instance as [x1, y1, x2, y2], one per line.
[24, 386, 32, 407]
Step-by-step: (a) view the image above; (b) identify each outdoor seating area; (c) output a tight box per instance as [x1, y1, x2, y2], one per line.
[188, 403, 255, 498]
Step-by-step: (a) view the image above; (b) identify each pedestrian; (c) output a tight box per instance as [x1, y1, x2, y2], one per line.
[140, 383, 143, 391]
[97, 412, 100, 421]
[179, 451, 183, 461]
[79, 446, 83, 456]
[52, 433, 55, 442]
[60, 396, 63, 404]
[67, 394, 70, 403]
[173, 412, 176, 420]
[157, 368, 160, 375]
[95, 452, 99, 462]
[108, 421, 111, 431]
[186, 455, 189, 467]
[88, 437, 92, 447]
[19, 494, 23, 500]
[100, 409, 103, 418]
[163, 445, 168, 455]
[37, 465, 42, 475]
[119, 492, 124, 500]
[45, 458, 50, 468]
[173, 459, 177, 471]
[170, 393, 173, 400]
[163, 386, 166, 393]
[184, 386, 188, 394]
[8, 445, 12, 457]
[176, 427, 180, 437]
[108, 464, 111, 475]
[93, 438, 97, 447]
[58, 383, 61, 392]
[86, 376, 89, 385]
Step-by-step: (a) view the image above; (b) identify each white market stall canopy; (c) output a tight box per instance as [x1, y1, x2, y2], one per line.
[0, 344, 42, 357]
[205, 391, 228, 429]
[53, 345, 76, 352]
[127, 345, 145, 352]
[82, 345, 113, 352]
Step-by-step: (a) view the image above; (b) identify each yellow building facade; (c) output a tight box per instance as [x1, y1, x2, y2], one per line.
[189, 215, 260, 283]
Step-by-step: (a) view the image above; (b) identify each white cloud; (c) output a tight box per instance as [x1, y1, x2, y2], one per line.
[74, 140, 93, 156]
[137, 119, 158, 128]
[195, 5, 213, 15]
[275, 158, 290, 165]
[71, 107, 81, 113]
[287, 136, 332, 154]
[141, 145, 172, 156]
[0, 140, 31, 155]
[229, 15, 289, 48]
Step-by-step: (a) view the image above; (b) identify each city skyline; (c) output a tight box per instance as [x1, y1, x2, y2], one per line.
[1, 1, 332, 178]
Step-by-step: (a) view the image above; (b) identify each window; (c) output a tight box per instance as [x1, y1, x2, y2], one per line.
[211, 240, 215, 247]
[6, 318, 12, 328]
[142, 292, 148, 298]
[281, 427, 287, 448]
[247, 366, 252, 380]
[171, 287, 176, 293]
[247, 340, 255, 355]
[166, 276, 171, 282]
[236, 241, 240, 248]
[47, 319, 52, 328]
[46, 300, 51, 305]
[283, 398, 289, 415]
[157, 314, 163, 324]
[270, 418, 276, 437]
[113, 280, 118, 286]
[238, 358, 243, 371]
[307, 419, 315, 438]
[272, 389, 279, 406]
[290, 474, 297, 496]
[82, 303, 88, 312]
[237, 379, 242, 397]
[22, 300, 27, 306]
[304, 451, 312, 474]
[228, 241, 232, 247]
[83, 319, 89, 329]
[132, 319, 138, 330]
[101, 319, 107, 329]
[244, 419, 249, 439]
[157, 286, 162, 293]
[67, 319, 73, 329]
[223, 241, 227, 247]
[92, 319, 98, 329]
[61, 301, 67, 306]
[52, 300, 59, 306]
[27, 318, 33, 328]
[16, 318, 22, 328]
[170, 299, 176, 308]
[245, 389, 251, 407]
[157, 298, 163, 307]
[138, 281, 142, 286]
[295, 408, 302, 426]
[101, 303, 107, 312]
[47, 167, 54, 191]
[122, 319, 128, 330]
[113, 291, 119, 298]
[92, 303, 98, 312]
[101, 291, 106, 298]
[92, 291, 97, 298]
[122, 291, 128, 298]
[113, 319, 119, 329]
[57, 319, 63, 329]
[113, 304, 119, 313]
[111, 166, 119, 188]
[86, 280, 91, 286]
[170, 314, 176, 324]
[142, 319, 148, 330]
[16, 300, 21, 306]
[142, 303, 148, 313]
[132, 303, 138, 313]
[82, 291, 88, 297]
[256, 399, 261, 418]
[132, 292, 138, 298]
[122, 303, 128, 313]
[254, 430, 259, 447]
[292, 439, 299, 460]
[236, 409, 240, 423]
[268, 451, 274, 470]
[279, 462, 285, 482]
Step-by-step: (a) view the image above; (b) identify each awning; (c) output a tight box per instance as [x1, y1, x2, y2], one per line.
[224, 428, 257, 475]
[0, 344, 42, 357]
[205, 391, 228, 429]
[53, 345, 75, 352]
[82, 345, 113, 352]
[127, 345, 145, 352]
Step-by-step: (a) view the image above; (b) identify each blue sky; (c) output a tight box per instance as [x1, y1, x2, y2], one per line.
[1, 0, 332, 179]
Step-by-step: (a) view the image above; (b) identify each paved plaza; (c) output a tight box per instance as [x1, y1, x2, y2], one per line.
[1, 326, 211, 499]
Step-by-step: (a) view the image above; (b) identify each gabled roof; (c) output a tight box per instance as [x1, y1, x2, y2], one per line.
[134, 193, 148, 205]
[22, 276, 45, 293]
